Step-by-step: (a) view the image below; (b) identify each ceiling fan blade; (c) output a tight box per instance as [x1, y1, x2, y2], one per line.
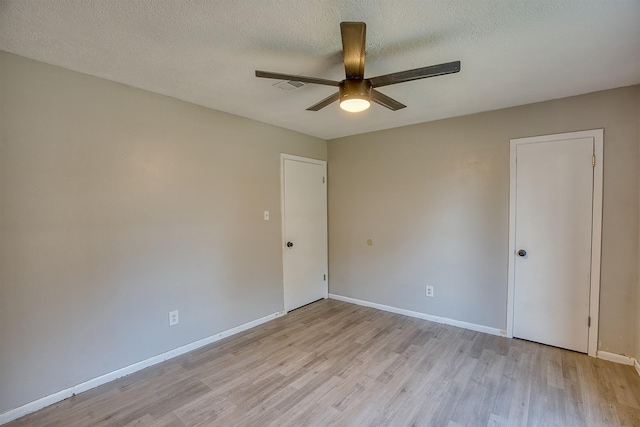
[370, 90, 406, 111]
[255, 70, 340, 87]
[340, 22, 366, 79]
[368, 61, 461, 88]
[306, 92, 340, 111]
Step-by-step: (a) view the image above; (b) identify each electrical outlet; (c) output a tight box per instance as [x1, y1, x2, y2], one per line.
[426, 286, 434, 297]
[169, 310, 179, 326]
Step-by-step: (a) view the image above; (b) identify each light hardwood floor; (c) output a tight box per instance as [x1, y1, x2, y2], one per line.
[6, 299, 640, 427]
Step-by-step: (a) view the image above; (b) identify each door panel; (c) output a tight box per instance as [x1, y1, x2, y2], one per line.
[282, 157, 327, 311]
[513, 137, 594, 353]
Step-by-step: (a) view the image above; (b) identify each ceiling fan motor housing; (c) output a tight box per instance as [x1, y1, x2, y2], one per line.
[339, 79, 371, 102]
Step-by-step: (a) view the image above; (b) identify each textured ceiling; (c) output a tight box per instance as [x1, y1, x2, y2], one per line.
[1, 1, 639, 140]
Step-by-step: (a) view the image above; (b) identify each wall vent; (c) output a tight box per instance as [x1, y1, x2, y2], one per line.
[274, 80, 306, 91]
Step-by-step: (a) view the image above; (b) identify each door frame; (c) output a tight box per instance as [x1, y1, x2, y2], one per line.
[280, 154, 328, 312]
[506, 129, 603, 357]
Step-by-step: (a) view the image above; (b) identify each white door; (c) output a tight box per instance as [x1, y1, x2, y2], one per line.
[281, 155, 328, 312]
[510, 130, 603, 354]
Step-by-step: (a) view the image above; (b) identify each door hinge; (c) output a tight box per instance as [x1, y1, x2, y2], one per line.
[323, 274, 326, 281]
[322, 176, 325, 184]
[592, 155, 596, 167]
[588, 316, 591, 327]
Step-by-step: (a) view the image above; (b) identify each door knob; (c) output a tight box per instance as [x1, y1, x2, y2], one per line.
[287, 242, 293, 248]
[518, 249, 527, 257]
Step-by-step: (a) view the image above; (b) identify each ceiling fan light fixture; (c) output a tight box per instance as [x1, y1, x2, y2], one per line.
[339, 79, 371, 113]
[340, 97, 370, 113]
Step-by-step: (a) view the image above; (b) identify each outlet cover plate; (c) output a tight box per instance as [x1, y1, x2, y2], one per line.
[169, 310, 179, 326]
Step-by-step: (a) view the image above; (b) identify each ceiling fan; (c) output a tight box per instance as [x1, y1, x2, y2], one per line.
[255, 22, 461, 113]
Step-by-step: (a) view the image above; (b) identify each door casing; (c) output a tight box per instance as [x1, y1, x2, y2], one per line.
[506, 129, 603, 357]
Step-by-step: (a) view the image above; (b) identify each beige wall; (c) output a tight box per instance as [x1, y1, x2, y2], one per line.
[2, 48, 639, 416]
[0, 52, 326, 414]
[328, 85, 640, 357]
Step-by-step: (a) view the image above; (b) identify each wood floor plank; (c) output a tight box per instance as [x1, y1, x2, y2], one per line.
[5, 299, 640, 427]
[172, 390, 236, 426]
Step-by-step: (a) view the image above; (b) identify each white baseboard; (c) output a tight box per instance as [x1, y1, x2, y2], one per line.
[328, 293, 506, 337]
[596, 350, 635, 366]
[598, 351, 640, 378]
[0, 310, 285, 426]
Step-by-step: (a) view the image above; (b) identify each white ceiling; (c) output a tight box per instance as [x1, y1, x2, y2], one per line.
[1, 1, 639, 140]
